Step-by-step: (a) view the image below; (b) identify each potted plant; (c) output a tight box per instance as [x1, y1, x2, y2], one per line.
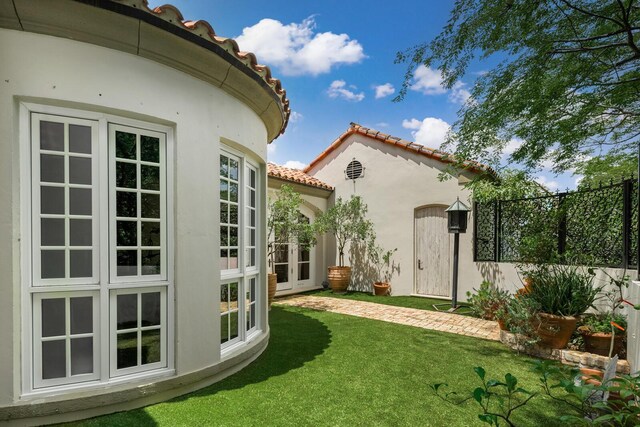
[578, 312, 626, 356]
[316, 196, 372, 294]
[525, 263, 602, 349]
[267, 184, 316, 306]
[578, 271, 630, 357]
[367, 238, 397, 296]
[466, 281, 511, 322]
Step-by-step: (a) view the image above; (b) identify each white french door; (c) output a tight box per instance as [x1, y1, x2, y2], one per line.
[274, 209, 315, 292]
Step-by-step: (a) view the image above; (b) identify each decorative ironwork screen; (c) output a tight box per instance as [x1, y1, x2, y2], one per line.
[474, 179, 639, 269]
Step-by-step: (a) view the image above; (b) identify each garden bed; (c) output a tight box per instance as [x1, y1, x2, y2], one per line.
[500, 330, 630, 374]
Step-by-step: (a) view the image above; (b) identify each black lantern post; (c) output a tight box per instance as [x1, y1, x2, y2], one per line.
[445, 198, 470, 311]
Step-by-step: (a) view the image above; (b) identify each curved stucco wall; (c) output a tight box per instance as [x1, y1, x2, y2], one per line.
[0, 28, 269, 422]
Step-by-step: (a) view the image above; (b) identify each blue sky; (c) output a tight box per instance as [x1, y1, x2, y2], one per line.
[156, 0, 579, 191]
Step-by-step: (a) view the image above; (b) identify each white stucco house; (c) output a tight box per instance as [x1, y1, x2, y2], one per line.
[0, 0, 289, 423]
[269, 122, 528, 300]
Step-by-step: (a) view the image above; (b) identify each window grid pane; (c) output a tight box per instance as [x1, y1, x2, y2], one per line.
[219, 154, 240, 272]
[245, 165, 257, 269]
[113, 290, 165, 374]
[37, 118, 95, 283]
[112, 127, 165, 281]
[220, 153, 260, 349]
[36, 294, 97, 386]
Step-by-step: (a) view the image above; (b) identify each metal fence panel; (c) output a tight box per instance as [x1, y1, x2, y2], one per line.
[473, 178, 639, 269]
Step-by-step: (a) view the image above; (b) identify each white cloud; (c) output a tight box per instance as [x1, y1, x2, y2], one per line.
[503, 138, 523, 156]
[374, 83, 395, 99]
[327, 80, 365, 102]
[267, 143, 276, 156]
[283, 160, 307, 170]
[449, 81, 471, 104]
[235, 17, 365, 76]
[401, 118, 422, 130]
[534, 175, 559, 191]
[290, 111, 303, 123]
[410, 65, 470, 104]
[375, 122, 389, 128]
[402, 117, 451, 148]
[540, 159, 555, 171]
[410, 65, 447, 95]
[574, 175, 584, 187]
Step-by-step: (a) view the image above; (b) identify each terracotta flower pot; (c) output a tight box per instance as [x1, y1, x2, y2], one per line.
[533, 312, 578, 349]
[267, 273, 278, 308]
[328, 266, 351, 294]
[582, 332, 625, 357]
[373, 282, 390, 296]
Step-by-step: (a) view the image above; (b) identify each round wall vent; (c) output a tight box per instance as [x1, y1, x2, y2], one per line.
[345, 159, 364, 180]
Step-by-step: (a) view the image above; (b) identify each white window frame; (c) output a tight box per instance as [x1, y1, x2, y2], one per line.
[108, 124, 167, 284]
[219, 145, 262, 353]
[109, 287, 168, 377]
[20, 102, 175, 396]
[31, 114, 101, 287]
[32, 291, 100, 388]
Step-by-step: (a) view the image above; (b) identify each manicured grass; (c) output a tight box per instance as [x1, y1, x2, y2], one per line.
[306, 289, 472, 314]
[69, 306, 563, 426]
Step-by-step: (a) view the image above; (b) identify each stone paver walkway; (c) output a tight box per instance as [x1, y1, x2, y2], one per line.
[275, 295, 500, 341]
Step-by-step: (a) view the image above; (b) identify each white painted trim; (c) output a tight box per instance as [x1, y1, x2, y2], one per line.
[32, 291, 101, 389]
[109, 286, 168, 377]
[30, 114, 100, 286]
[219, 144, 262, 353]
[19, 102, 175, 395]
[108, 123, 167, 284]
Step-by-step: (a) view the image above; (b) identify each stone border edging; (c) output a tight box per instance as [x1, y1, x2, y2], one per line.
[500, 330, 630, 374]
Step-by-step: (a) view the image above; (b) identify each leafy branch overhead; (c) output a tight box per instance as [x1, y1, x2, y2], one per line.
[396, 0, 640, 174]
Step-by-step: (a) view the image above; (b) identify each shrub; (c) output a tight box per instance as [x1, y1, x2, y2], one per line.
[525, 264, 602, 317]
[579, 312, 627, 334]
[467, 281, 511, 320]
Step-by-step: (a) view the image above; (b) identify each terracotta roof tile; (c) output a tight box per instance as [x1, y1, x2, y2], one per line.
[111, 0, 290, 137]
[267, 163, 333, 191]
[304, 122, 496, 176]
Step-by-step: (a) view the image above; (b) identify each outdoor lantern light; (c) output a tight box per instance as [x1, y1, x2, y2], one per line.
[445, 197, 470, 233]
[435, 198, 471, 312]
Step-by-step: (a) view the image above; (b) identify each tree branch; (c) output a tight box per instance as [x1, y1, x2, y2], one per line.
[559, 0, 625, 27]
[551, 42, 629, 53]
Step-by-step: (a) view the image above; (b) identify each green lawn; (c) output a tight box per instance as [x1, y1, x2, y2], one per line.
[70, 306, 563, 426]
[306, 289, 473, 314]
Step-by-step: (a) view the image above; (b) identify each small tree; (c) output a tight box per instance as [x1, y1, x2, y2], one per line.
[367, 238, 398, 284]
[267, 184, 316, 273]
[317, 196, 373, 267]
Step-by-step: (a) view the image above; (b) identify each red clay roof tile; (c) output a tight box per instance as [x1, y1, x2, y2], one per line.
[267, 163, 333, 191]
[303, 122, 495, 176]
[112, 0, 290, 137]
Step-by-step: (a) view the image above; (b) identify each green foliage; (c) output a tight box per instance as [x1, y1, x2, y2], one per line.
[316, 195, 373, 266]
[366, 238, 398, 284]
[503, 295, 541, 347]
[435, 361, 640, 426]
[574, 153, 638, 189]
[470, 169, 547, 203]
[535, 361, 640, 426]
[267, 185, 318, 272]
[432, 366, 535, 426]
[466, 281, 511, 320]
[580, 312, 627, 334]
[525, 264, 602, 317]
[396, 1, 640, 173]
